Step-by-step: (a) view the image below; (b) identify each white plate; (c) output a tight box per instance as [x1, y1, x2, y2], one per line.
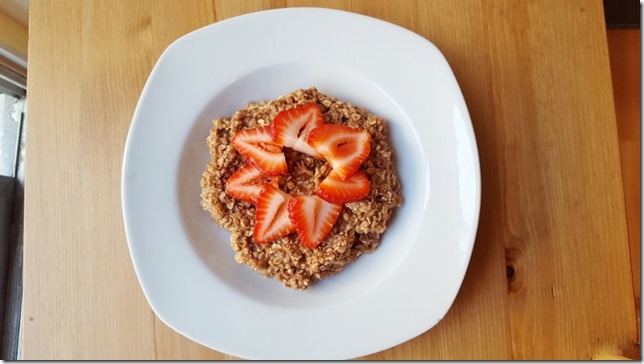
[122, 7, 480, 360]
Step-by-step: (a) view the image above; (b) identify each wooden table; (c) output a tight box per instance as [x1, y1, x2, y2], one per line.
[22, 0, 639, 360]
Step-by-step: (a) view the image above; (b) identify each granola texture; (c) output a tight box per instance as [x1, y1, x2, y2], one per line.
[200, 88, 402, 289]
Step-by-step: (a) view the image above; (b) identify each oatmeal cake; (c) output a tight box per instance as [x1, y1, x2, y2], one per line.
[200, 87, 402, 289]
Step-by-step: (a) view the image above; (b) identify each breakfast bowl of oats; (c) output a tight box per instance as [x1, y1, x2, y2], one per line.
[122, 8, 480, 360]
[201, 87, 403, 290]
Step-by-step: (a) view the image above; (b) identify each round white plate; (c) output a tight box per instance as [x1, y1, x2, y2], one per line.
[122, 7, 480, 360]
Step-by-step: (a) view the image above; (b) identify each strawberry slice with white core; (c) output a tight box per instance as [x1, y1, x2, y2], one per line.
[315, 170, 370, 204]
[307, 124, 371, 180]
[271, 103, 324, 157]
[232, 126, 287, 176]
[225, 163, 272, 204]
[288, 195, 342, 249]
[253, 184, 296, 244]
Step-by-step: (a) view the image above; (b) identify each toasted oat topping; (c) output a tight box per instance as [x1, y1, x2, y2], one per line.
[200, 87, 402, 289]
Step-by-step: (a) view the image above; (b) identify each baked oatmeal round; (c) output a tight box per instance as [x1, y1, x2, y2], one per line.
[200, 87, 402, 289]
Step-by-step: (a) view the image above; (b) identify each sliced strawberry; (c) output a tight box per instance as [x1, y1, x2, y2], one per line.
[315, 170, 370, 204]
[253, 184, 296, 244]
[271, 103, 324, 157]
[225, 163, 274, 204]
[288, 195, 342, 249]
[307, 124, 371, 180]
[232, 126, 287, 176]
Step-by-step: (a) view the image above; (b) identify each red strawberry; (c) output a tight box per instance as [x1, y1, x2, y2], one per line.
[253, 184, 296, 244]
[315, 170, 370, 204]
[232, 126, 287, 176]
[287, 195, 342, 249]
[271, 103, 324, 157]
[307, 124, 371, 180]
[225, 163, 274, 204]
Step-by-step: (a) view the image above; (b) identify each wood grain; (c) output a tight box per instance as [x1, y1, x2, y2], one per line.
[607, 28, 641, 350]
[22, 0, 637, 359]
[22, 0, 225, 359]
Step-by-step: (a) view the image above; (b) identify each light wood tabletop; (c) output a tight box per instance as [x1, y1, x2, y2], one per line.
[22, 0, 638, 360]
